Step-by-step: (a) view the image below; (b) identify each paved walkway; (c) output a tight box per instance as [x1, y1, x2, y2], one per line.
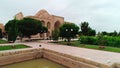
[20, 42, 120, 65]
[0, 41, 120, 67]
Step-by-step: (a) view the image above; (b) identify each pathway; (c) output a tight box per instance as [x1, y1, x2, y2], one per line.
[0, 41, 120, 67]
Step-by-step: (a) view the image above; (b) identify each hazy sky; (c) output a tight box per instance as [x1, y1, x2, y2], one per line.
[0, 0, 120, 32]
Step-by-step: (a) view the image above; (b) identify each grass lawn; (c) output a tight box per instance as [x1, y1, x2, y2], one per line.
[0, 44, 30, 51]
[0, 40, 7, 44]
[52, 41, 120, 53]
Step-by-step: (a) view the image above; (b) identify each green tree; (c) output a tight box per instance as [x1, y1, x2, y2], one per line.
[101, 31, 108, 36]
[5, 19, 18, 42]
[0, 28, 3, 39]
[80, 22, 89, 36]
[17, 18, 42, 39]
[80, 21, 96, 36]
[88, 28, 96, 36]
[38, 26, 48, 39]
[60, 23, 79, 45]
[52, 29, 59, 42]
[118, 32, 120, 36]
[39, 26, 48, 34]
[113, 30, 117, 36]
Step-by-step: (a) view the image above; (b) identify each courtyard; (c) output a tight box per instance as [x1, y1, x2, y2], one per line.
[0, 40, 120, 68]
[0, 0, 120, 68]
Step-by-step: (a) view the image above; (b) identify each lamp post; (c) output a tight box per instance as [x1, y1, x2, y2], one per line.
[65, 28, 73, 45]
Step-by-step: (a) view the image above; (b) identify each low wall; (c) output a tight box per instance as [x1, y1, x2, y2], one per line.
[0, 48, 119, 68]
[0, 48, 43, 66]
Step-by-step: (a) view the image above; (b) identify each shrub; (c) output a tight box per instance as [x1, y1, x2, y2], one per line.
[79, 36, 120, 48]
[79, 36, 97, 45]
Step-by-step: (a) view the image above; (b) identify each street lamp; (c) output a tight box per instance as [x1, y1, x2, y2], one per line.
[65, 28, 73, 32]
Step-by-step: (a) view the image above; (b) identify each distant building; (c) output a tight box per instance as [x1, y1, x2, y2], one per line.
[0, 23, 4, 32]
[15, 9, 64, 39]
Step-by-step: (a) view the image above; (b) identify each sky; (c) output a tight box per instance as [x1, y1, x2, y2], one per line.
[0, 0, 120, 32]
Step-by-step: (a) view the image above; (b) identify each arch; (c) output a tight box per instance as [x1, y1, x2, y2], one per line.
[41, 20, 45, 26]
[54, 21, 60, 29]
[47, 22, 51, 29]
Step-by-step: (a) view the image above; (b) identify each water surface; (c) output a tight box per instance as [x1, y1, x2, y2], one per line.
[1, 59, 66, 68]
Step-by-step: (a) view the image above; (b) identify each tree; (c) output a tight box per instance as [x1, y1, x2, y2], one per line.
[52, 29, 59, 42]
[80, 22, 89, 36]
[5, 19, 18, 42]
[39, 26, 48, 34]
[113, 30, 117, 36]
[88, 28, 96, 36]
[60, 23, 79, 45]
[80, 21, 96, 36]
[0, 28, 3, 39]
[38, 26, 48, 39]
[118, 32, 120, 36]
[17, 18, 42, 39]
[101, 31, 108, 36]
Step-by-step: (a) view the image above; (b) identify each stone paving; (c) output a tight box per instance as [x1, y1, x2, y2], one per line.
[0, 41, 120, 68]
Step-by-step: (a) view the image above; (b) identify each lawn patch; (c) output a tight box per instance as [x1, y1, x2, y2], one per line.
[0, 44, 30, 51]
[51, 41, 120, 53]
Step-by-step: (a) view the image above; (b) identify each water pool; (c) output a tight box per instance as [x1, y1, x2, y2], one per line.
[1, 59, 66, 68]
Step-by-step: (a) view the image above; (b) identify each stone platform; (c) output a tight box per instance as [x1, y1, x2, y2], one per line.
[0, 42, 120, 68]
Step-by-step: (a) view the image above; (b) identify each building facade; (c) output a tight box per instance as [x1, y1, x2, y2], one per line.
[15, 9, 64, 39]
[0, 23, 4, 32]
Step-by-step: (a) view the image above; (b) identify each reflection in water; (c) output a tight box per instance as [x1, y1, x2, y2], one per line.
[1, 59, 66, 68]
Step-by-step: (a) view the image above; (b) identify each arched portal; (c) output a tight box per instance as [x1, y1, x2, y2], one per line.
[54, 21, 60, 29]
[47, 22, 51, 29]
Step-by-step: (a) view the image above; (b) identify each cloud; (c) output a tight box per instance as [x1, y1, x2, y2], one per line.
[0, 0, 120, 32]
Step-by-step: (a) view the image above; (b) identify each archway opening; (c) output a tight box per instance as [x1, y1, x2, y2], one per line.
[54, 21, 60, 30]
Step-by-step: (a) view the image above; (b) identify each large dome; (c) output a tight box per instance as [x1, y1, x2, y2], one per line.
[35, 9, 50, 17]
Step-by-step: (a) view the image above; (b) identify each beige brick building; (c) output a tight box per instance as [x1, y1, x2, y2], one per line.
[0, 23, 4, 32]
[15, 9, 64, 39]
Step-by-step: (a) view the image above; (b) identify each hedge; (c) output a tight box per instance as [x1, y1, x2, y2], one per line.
[79, 36, 120, 47]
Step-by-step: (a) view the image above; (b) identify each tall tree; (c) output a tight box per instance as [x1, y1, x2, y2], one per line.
[5, 19, 18, 42]
[80, 21, 96, 36]
[60, 23, 79, 45]
[80, 22, 89, 36]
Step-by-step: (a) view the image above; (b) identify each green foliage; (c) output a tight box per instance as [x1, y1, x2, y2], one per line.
[87, 28, 96, 36]
[54, 41, 120, 53]
[17, 18, 42, 38]
[59, 23, 79, 45]
[60, 23, 79, 44]
[5, 19, 19, 42]
[80, 22, 96, 36]
[100, 30, 119, 36]
[0, 40, 7, 44]
[0, 44, 30, 51]
[79, 36, 97, 45]
[0, 28, 3, 39]
[80, 22, 89, 36]
[60, 23, 79, 38]
[52, 29, 59, 41]
[40, 26, 48, 33]
[79, 36, 120, 47]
